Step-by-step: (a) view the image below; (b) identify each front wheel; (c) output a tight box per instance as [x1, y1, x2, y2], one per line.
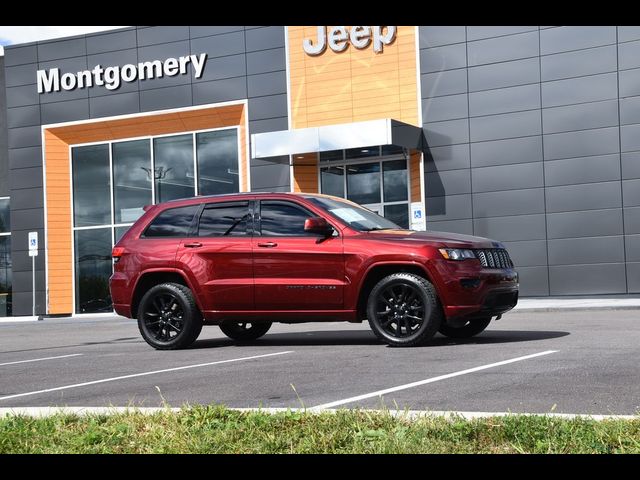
[438, 316, 492, 339]
[367, 273, 443, 347]
[137, 282, 203, 350]
[220, 321, 272, 341]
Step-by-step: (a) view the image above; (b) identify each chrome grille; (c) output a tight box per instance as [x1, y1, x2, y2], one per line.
[474, 248, 513, 269]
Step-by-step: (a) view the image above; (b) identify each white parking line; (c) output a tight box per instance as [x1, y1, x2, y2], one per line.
[0, 351, 293, 402]
[0, 354, 83, 367]
[310, 350, 558, 411]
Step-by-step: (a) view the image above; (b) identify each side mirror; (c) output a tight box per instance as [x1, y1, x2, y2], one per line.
[304, 216, 334, 236]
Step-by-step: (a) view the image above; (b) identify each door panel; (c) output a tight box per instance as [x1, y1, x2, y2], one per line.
[253, 200, 345, 310]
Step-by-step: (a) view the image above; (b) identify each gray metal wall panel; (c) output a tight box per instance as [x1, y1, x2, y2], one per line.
[192, 77, 247, 105]
[423, 119, 469, 147]
[420, 44, 467, 73]
[12, 250, 45, 272]
[469, 83, 540, 117]
[139, 85, 192, 112]
[543, 127, 619, 161]
[6, 84, 39, 108]
[138, 41, 191, 91]
[619, 68, 640, 97]
[249, 117, 288, 134]
[248, 94, 288, 121]
[10, 166, 43, 189]
[424, 218, 473, 235]
[189, 26, 244, 38]
[626, 235, 640, 262]
[10, 207, 43, 230]
[467, 26, 538, 41]
[247, 48, 286, 75]
[546, 208, 624, 239]
[625, 207, 640, 234]
[425, 169, 471, 197]
[542, 100, 619, 134]
[619, 40, 640, 70]
[628, 263, 640, 292]
[546, 182, 622, 213]
[622, 152, 640, 179]
[423, 94, 468, 122]
[421, 69, 468, 98]
[247, 71, 287, 98]
[5, 63, 38, 88]
[467, 31, 539, 66]
[137, 26, 189, 46]
[40, 98, 90, 124]
[473, 214, 546, 241]
[619, 26, 640, 43]
[544, 154, 621, 186]
[10, 187, 44, 210]
[37, 38, 86, 61]
[549, 263, 627, 295]
[541, 72, 618, 108]
[419, 26, 466, 48]
[3, 45, 38, 67]
[621, 124, 640, 152]
[8, 126, 41, 149]
[425, 144, 470, 172]
[0, 57, 7, 197]
[86, 49, 139, 98]
[249, 164, 290, 189]
[541, 45, 617, 81]
[8, 147, 42, 170]
[245, 26, 285, 52]
[472, 188, 545, 218]
[516, 266, 550, 296]
[502, 239, 548, 266]
[470, 109, 541, 142]
[193, 54, 246, 83]
[89, 91, 140, 118]
[620, 96, 640, 125]
[623, 179, 640, 207]
[468, 57, 539, 92]
[12, 292, 46, 316]
[540, 26, 616, 55]
[190, 31, 246, 58]
[472, 162, 543, 193]
[86, 29, 137, 54]
[470, 135, 542, 167]
[424, 194, 472, 221]
[6, 105, 40, 129]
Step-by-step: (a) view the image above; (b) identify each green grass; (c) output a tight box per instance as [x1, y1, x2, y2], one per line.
[0, 406, 639, 453]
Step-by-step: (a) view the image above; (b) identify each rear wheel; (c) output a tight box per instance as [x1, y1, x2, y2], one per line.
[366, 273, 442, 347]
[137, 282, 203, 350]
[438, 316, 492, 339]
[220, 321, 272, 341]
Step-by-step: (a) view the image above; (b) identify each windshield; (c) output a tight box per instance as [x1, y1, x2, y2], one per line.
[305, 196, 402, 232]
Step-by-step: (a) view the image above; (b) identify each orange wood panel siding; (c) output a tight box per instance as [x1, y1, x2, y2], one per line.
[288, 26, 419, 129]
[410, 150, 422, 203]
[44, 104, 248, 315]
[292, 153, 318, 193]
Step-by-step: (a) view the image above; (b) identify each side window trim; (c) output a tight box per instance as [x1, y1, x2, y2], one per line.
[257, 200, 319, 237]
[142, 204, 201, 238]
[196, 201, 251, 238]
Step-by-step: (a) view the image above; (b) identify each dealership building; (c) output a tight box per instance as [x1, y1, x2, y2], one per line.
[0, 25, 639, 317]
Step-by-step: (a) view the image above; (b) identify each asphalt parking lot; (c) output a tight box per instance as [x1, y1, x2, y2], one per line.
[0, 309, 638, 415]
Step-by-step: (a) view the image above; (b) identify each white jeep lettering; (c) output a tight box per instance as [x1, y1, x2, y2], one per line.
[303, 26, 397, 56]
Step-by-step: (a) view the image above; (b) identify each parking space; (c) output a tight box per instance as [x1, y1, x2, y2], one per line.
[0, 310, 638, 415]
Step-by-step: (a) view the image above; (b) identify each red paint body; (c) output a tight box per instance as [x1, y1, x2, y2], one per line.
[110, 193, 519, 324]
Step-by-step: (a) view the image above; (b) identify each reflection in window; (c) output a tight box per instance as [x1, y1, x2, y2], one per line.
[198, 203, 249, 237]
[320, 166, 344, 197]
[319, 150, 344, 162]
[112, 140, 152, 224]
[153, 134, 194, 203]
[0, 198, 10, 233]
[383, 160, 408, 203]
[347, 163, 381, 205]
[72, 144, 111, 227]
[197, 130, 239, 196]
[74, 228, 113, 314]
[144, 205, 199, 238]
[260, 202, 315, 236]
[345, 146, 380, 160]
[0, 236, 11, 317]
[384, 204, 409, 229]
[115, 226, 130, 244]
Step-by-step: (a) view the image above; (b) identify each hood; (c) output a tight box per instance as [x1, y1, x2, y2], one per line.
[364, 229, 504, 249]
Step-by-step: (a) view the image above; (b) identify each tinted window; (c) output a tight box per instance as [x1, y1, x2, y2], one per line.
[197, 129, 239, 196]
[74, 227, 112, 314]
[112, 139, 152, 224]
[0, 198, 10, 233]
[198, 203, 249, 237]
[260, 201, 315, 236]
[72, 144, 111, 227]
[144, 205, 199, 238]
[153, 134, 195, 203]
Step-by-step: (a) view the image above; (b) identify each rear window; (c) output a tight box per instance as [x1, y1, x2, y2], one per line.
[143, 205, 199, 238]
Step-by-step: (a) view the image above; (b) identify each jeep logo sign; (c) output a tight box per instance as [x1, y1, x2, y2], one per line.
[303, 26, 397, 56]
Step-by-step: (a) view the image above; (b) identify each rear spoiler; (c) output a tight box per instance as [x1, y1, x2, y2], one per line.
[142, 204, 154, 212]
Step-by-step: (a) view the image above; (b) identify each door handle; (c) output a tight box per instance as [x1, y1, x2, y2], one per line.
[257, 242, 278, 248]
[184, 242, 203, 248]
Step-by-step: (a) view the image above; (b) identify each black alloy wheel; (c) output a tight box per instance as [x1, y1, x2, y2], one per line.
[219, 321, 272, 341]
[367, 273, 442, 347]
[137, 283, 203, 350]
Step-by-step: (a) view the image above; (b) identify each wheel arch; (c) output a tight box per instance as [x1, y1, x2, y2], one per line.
[131, 269, 201, 319]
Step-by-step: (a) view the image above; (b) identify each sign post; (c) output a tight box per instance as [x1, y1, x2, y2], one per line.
[28, 232, 38, 317]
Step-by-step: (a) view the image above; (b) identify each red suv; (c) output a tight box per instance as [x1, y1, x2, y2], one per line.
[109, 193, 518, 349]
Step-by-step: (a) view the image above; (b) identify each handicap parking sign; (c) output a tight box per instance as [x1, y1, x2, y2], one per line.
[413, 209, 422, 219]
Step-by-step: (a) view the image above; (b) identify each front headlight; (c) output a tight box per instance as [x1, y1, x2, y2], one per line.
[439, 248, 476, 260]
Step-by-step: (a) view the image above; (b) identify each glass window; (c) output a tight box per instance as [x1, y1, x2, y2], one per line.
[72, 144, 111, 227]
[346, 162, 381, 205]
[345, 146, 380, 160]
[112, 139, 152, 224]
[114, 225, 131, 244]
[319, 150, 344, 162]
[383, 160, 408, 202]
[74, 228, 113, 314]
[144, 205, 199, 238]
[384, 204, 409, 229]
[381, 145, 405, 156]
[153, 134, 195, 203]
[0, 198, 10, 233]
[260, 201, 315, 236]
[320, 166, 344, 197]
[0, 236, 11, 317]
[305, 196, 401, 231]
[197, 129, 239, 196]
[198, 203, 249, 237]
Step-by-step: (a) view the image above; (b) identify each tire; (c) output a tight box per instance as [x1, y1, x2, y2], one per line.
[219, 321, 272, 341]
[438, 316, 492, 339]
[366, 273, 443, 347]
[137, 282, 203, 350]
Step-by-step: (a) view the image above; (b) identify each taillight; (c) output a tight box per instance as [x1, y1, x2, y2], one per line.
[112, 246, 126, 263]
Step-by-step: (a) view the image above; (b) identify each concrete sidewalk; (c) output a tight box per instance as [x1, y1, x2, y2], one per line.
[513, 296, 640, 312]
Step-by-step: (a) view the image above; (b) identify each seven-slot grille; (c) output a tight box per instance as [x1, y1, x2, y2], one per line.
[475, 249, 513, 269]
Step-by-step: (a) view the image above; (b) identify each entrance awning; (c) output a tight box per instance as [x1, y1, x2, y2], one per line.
[251, 118, 424, 159]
